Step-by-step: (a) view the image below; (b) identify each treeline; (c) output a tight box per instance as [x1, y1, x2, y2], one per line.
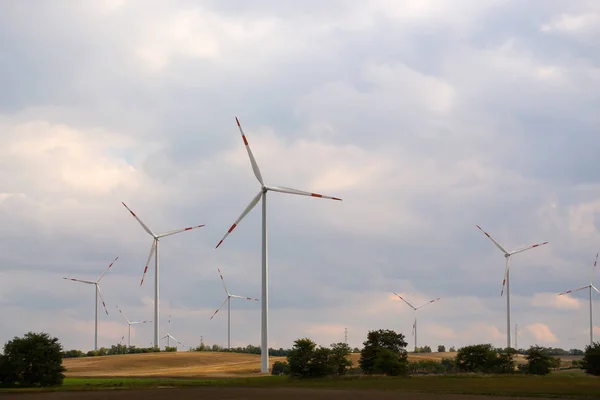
[273, 329, 600, 378]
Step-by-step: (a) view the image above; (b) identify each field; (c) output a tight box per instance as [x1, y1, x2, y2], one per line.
[3, 352, 597, 399]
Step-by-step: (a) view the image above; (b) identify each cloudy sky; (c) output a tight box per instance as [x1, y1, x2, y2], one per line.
[1, 0, 600, 354]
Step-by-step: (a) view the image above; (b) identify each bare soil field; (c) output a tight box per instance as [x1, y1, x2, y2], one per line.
[2, 387, 572, 400]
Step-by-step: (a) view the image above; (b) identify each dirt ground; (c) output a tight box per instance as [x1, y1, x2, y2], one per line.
[1, 387, 571, 400]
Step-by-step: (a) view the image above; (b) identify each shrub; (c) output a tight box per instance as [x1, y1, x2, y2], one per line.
[437, 345, 446, 353]
[164, 346, 177, 352]
[271, 361, 289, 375]
[0, 332, 66, 387]
[582, 342, 600, 376]
[359, 329, 408, 376]
[523, 345, 553, 375]
[62, 349, 85, 358]
[456, 344, 515, 374]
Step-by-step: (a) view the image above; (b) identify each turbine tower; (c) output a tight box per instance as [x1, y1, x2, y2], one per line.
[476, 225, 548, 349]
[116, 305, 151, 347]
[393, 292, 440, 352]
[215, 117, 342, 372]
[209, 268, 259, 349]
[558, 252, 600, 346]
[122, 202, 204, 348]
[63, 256, 119, 350]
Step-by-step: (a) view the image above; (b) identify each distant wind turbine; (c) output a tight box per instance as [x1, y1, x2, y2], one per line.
[476, 225, 548, 349]
[161, 314, 186, 349]
[116, 305, 151, 347]
[63, 256, 119, 351]
[122, 202, 204, 348]
[558, 252, 600, 346]
[393, 292, 440, 352]
[215, 117, 342, 372]
[209, 268, 259, 349]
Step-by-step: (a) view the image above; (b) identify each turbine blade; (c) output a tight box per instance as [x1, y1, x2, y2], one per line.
[591, 253, 598, 285]
[63, 277, 95, 285]
[116, 305, 130, 323]
[476, 225, 509, 255]
[501, 257, 510, 297]
[558, 285, 590, 296]
[231, 294, 259, 301]
[236, 117, 264, 185]
[266, 185, 342, 201]
[218, 268, 230, 295]
[158, 224, 205, 238]
[416, 297, 441, 310]
[215, 190, 262, 249]
[96, 284, 109, 315]
[393, 292, 416, 309]
[122, 202, 156, 237]
[209, 297, 229, 320]
[140, 240, 157, 287]
[592, 285, 600, 295]
[509, 241, 548, 256]
[97, 256, 119, 282]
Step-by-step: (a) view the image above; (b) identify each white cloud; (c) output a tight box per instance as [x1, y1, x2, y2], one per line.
[526, 323, 559, 344]
[531, 292, 581, 310]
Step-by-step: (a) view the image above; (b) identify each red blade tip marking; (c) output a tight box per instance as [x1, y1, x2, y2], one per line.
[332, 197, 342, 201]
[215, 240, 223, 249]
[311, 193, 323, 198]
[228, 224, 237, 233]
[242, 135, 248, 146]
[235, 117, 240, 126]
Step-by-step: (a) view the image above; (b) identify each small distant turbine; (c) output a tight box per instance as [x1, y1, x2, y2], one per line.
[116, 305, 151, 347]
[161, 314, 186, 349]
[476, 225, 548, 349]
[209, 268, 259, 349]
[393, 292, 440, 352]
[558, 252, 600, 346]
[63, 256, 119, 351]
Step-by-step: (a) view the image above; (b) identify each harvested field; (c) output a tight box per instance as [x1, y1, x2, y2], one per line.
[3, 387, 575, 400]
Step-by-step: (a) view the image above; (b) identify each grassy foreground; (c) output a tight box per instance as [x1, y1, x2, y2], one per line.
[2, 372, 600, 398]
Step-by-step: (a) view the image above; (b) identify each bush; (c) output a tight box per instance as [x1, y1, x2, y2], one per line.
[523, 345, 554, 375]
[0, 332, 66, 387]
[456, 344, 515, 374]
[437, 345, 446, 353]
[62, 349, 85, 358]
[582, 342, 600, 376]
[271, 361, 289, 375]
[359, 329, 408, 376]
[286, 339, 352, 378]
[164, 346, 177, 352]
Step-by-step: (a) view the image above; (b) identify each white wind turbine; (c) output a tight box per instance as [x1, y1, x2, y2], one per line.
[116, 305, 151, 347]
[161, 314, 186, 349]
[476, 225, 548, 349]
[209, 268, 259, 349]
[558, 252, 600, 346]
[122, 202, 204, 349]
[215, 117, 342, 372]
[63, 256, 119, 351]
[393, 292, 440, 352]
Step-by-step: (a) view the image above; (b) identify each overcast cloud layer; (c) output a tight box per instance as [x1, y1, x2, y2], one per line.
[1, 0, 600, 353]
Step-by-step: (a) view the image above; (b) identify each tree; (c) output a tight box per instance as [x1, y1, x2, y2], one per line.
[449, 346, 456, 352]
[523, 345, 554, 375]
[287, 338, 317, 377]
[359, 329, 408, 376]
[310, 347, 333, 377]
[437, 345, 446, 353]
[581, 342, 600, 376]
[456, 344, 514, 373]
[1, 332, 66, 387]
[271, 361, 289, 375]
[329, 342, 352, 375]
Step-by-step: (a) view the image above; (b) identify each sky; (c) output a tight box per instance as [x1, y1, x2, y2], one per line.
[1, 0, 600, 354]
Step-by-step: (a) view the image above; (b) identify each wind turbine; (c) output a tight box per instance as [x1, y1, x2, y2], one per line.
[558, 252, 600, 346]
[209, 268, 259, 349]
[393, 292, 440, 352]
[122, 202, 204, 348]
[116, 305, 151, 347]
[215, 117, 342, 372]
[161, 314, 186, 349]
[476, 224, 548, 349]
[63, 256, 119, 351]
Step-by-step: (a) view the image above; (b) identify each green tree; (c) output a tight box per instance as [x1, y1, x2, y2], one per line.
[287, 338, 316, 377]
[329, 342, 352, 375]
[437, 345, 446, 353]
[0, 332, 66, 387]
[456, 344, 498, 373]
[523, 345, 554, 375]
[271, 361, 289, 375]
[359, 329, 408, 376]
[496, 348, 517, 373]
[310, 347, 333, 377]
[449, 346, 456, 352]
[581, 342, 600, 376]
